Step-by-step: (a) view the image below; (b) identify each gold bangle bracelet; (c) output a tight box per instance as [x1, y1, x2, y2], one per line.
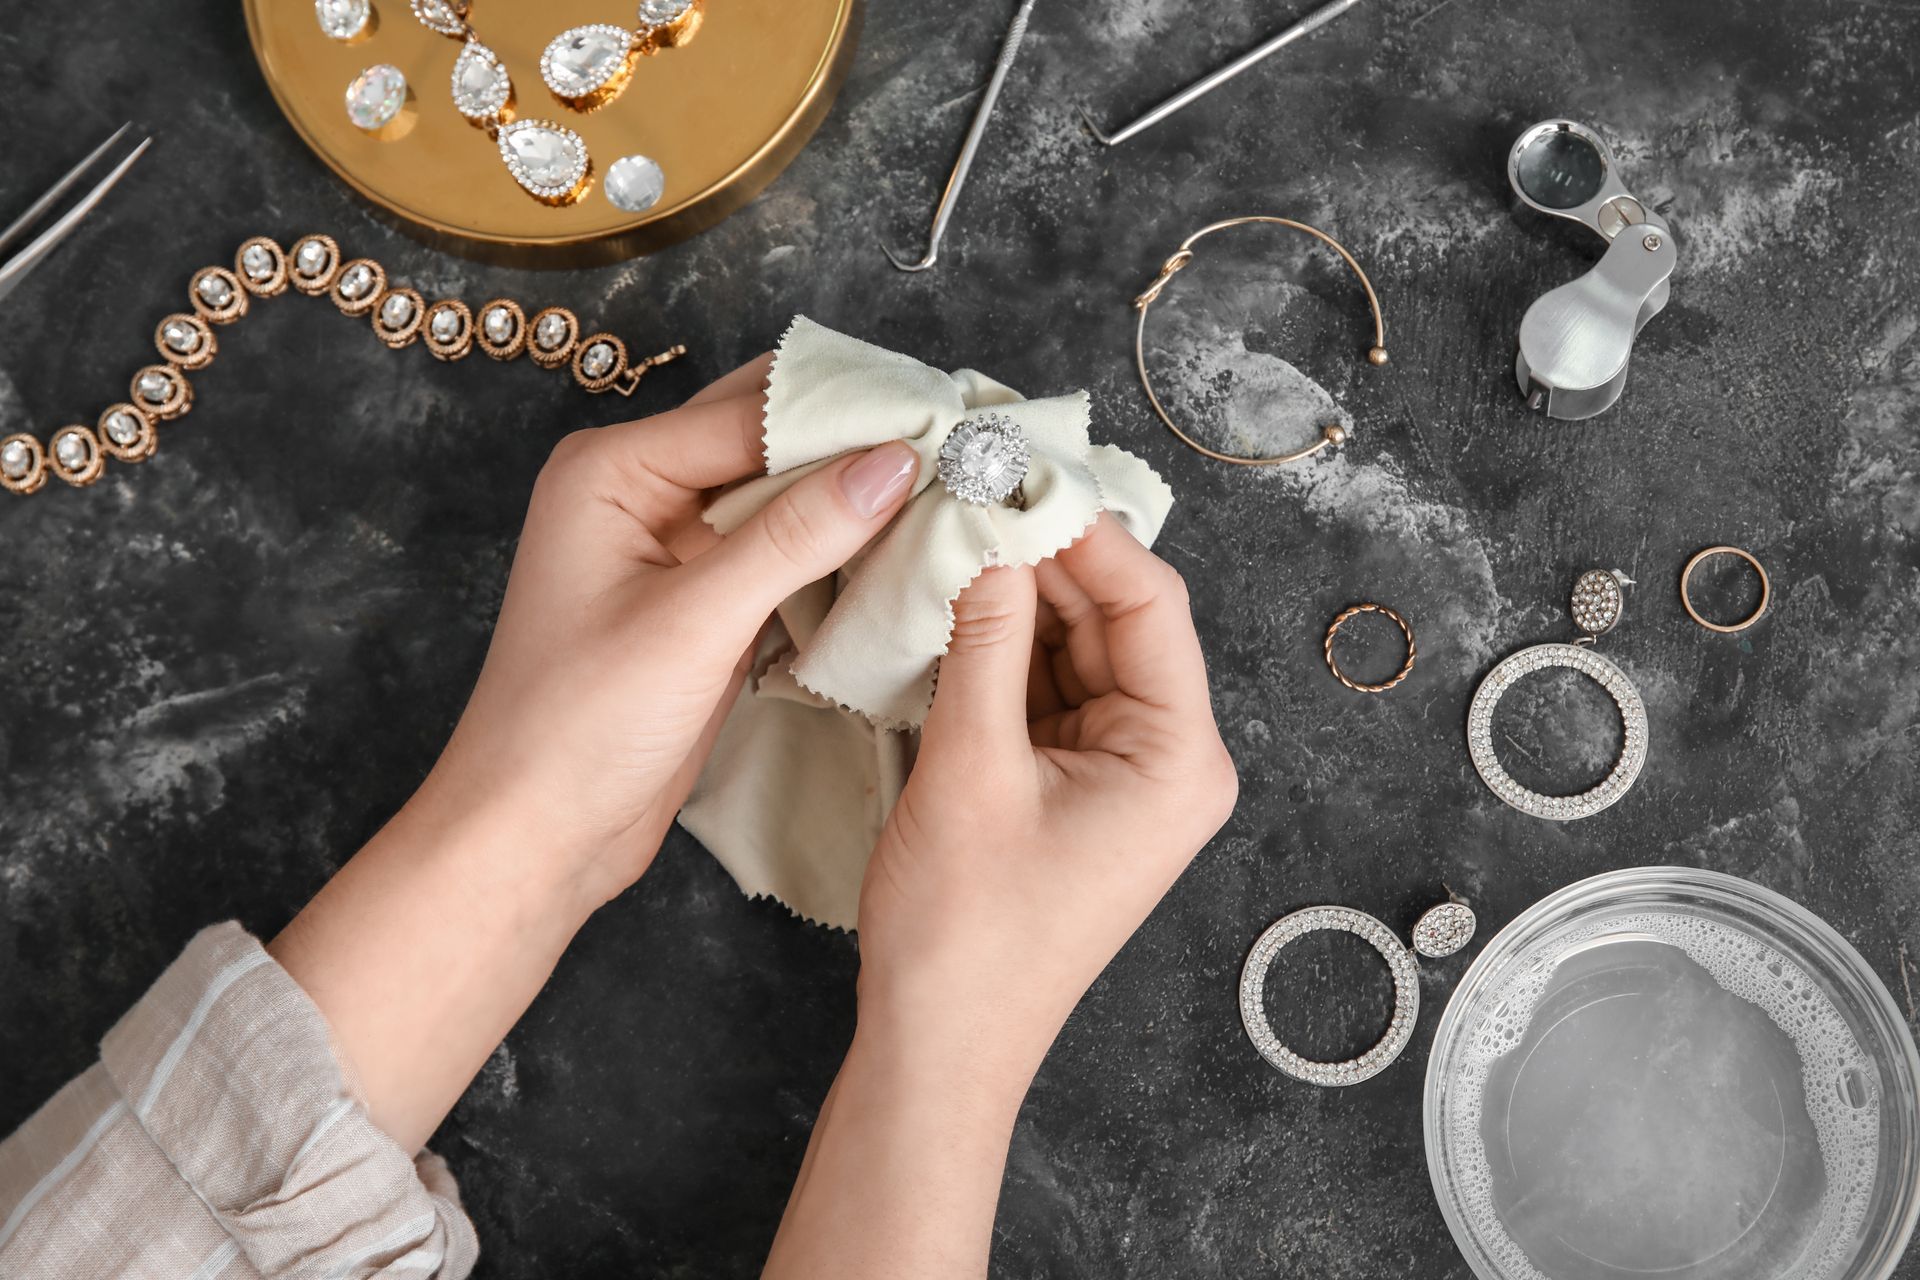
[1132, 215, 1388, 467]
[0, 232, 685, 498]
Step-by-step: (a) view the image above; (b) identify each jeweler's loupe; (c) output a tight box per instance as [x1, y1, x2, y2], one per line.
[1507, 119, 1676, 421]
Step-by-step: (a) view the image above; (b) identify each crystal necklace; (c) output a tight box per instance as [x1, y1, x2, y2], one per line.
[0, 233, 684, 497]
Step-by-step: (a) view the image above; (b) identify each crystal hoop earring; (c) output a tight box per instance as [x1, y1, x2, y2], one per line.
[1466, 569, 1650, 821]
[1132, 215, 1388, 466]
[1240, 897, 1476, 1087]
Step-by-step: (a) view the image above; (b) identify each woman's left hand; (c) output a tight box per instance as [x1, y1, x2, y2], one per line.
[412, 354, 921, 912]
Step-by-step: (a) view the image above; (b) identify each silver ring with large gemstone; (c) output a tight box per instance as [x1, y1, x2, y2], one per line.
[1240, 901, 1475, 1087]
[938, 413, 1030, 507]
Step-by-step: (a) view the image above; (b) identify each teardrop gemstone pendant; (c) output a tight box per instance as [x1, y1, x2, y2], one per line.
[497, 120, 592, 205]
[540, 24, 640, 111]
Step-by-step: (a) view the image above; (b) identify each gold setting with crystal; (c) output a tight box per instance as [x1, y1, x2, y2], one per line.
[46, 426, 105, 488]
[130, 365, 193, 420]
[331, 257, 389, 315]
[372, 286, 428, 347]
[155, 313, 217, 371]
[235, 236, 292, 297]
[288, 234, 342, 295]
[190, 267, 249, 323]
[0, 235, 686, 498]
[475, 298, 529, 360]
[423, 299, 475, 361]
[571, 332, 630, 392]
[527, 307, 581, 368]
[97, 405, 157, 463]
[0, 435, 48, 495]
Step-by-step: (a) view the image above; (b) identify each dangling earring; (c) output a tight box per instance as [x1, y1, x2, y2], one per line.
[408, 0, 594, 206]
[540, 0, 705, 113]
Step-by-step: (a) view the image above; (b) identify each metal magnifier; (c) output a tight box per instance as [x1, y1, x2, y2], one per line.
[1507, 120, 1676, 420]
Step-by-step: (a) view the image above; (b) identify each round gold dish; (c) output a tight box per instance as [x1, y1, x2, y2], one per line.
[245, 0, 859, 264]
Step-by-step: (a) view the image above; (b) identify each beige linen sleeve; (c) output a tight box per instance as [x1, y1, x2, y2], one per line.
[0, 923, 479, 1279]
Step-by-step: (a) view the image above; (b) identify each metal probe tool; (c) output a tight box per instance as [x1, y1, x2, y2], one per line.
[882, 0, 1039, 272]
[1082, 0, 1366, 147]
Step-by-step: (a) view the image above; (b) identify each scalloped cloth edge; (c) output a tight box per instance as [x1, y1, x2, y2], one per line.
[678, 317, 1174, 930]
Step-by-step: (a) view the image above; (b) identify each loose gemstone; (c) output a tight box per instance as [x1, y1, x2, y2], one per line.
[581, 342, 616, 378]
[381, 293, 415, 327]
[339, 264, 374, 299]
[242, 244, 275, 280]
[451, 40, 511, 120]
[483, 307, 516, 343]
[430, 309, 462, 341]
[315, 0, 370, 39]
[638, 0, 692, 25]
[604, 154, 665, 213]
[197, 274, 234, 308]
[295, 240, 330, 276]
[500, 122, 585, 193]
[543, 26, 631, 98]
[105, 412, 141, 445]
[346, 63, 408, 132]
[138, 371, 173, 403]
[55, 432, 89, 469]
[1, 440, 29, 478]
[163, 320, 200, 353]
[535, 314, 569, 350]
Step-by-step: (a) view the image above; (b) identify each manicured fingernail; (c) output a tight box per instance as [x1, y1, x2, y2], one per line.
[841, 442, 918, 518]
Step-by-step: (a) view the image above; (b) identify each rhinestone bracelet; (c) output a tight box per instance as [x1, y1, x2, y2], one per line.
[0, 233, 685, 497]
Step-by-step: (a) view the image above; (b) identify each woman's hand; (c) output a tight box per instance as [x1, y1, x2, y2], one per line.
[765, 516, 1236, 1279]
[412, 354, 921, 911]
[858, 513, 1238, 1077]
[272, 357, 920, 1152]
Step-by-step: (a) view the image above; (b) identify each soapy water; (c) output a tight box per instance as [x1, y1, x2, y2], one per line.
[1445, 913, 1880, 1280]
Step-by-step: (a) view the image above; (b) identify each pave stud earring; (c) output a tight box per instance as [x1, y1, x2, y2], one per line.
[1240, 896, 1476, 1087]
[1466, 568, 1649, 821]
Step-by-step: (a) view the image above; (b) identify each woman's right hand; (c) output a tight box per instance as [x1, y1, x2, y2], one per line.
[856, 515, 1239, 1086]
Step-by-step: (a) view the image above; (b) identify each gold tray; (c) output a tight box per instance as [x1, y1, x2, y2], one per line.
[245, 0, 859, 265]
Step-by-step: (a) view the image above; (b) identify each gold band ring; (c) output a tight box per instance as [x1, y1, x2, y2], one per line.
[1680, 546, 1771, 634]
[1132, 216, 1387, 467]
[1324, 603, 1416, 693]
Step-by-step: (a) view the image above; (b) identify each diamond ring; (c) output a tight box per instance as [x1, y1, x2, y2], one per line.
[937, 413, 1030, 507]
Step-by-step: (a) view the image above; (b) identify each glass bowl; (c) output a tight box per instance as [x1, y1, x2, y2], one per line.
[1425, 867, 1920, 1280]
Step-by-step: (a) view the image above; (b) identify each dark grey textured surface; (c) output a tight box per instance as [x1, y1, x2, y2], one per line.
[3, 0, 1918, 1276]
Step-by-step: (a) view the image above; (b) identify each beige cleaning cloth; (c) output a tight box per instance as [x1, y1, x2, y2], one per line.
[679, 317, 1175, 929]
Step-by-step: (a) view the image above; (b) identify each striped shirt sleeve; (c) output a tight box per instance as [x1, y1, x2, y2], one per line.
[0, 922, 480, 1279]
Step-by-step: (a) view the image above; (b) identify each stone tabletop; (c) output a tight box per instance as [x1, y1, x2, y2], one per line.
[3, 0, 1917, 1276]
